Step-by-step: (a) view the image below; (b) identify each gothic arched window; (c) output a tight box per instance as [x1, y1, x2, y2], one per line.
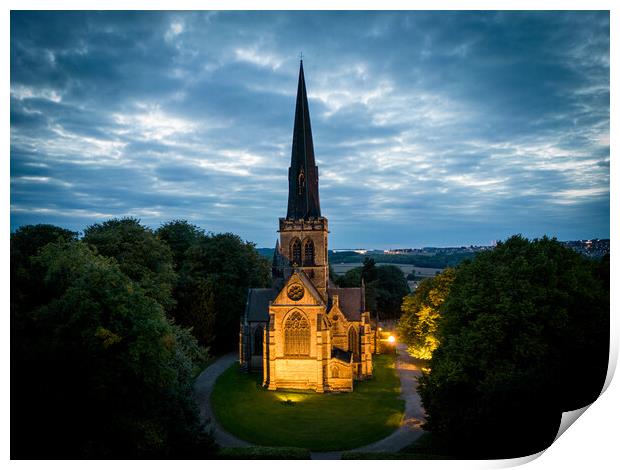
[253, 326, 263, 355]
[284, 311, 310, 356]
[348, 327, 359, 356]
[332, 366, 340, 378]
[291, 239, 302, 265]
[303, 239, 314, 265]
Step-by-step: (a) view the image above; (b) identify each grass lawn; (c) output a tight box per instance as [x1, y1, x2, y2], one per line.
[210, 354, 404, 451]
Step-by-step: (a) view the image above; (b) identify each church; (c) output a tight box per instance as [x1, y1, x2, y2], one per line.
[239, 61, 375, 392]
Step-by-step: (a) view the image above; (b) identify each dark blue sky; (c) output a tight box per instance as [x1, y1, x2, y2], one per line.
[10, 11, 609, 248]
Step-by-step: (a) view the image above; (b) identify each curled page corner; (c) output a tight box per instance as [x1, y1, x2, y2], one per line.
[554, 405, 590, 441]
[488, 449, 546, 468]
[485, 404, 595, 468]
[551, 342, 617, 449]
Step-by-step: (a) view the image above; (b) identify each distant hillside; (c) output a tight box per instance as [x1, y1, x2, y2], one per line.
[258, 238, 609, 269]
[328, 250, 475, 268]
[257, 248, 275, 259]
[256, 248, 474, 269]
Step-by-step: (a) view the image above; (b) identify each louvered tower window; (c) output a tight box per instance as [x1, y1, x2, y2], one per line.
[291, 239, 302, 265]
[304, 240, 314, 265]
[284, 311, 310, 356]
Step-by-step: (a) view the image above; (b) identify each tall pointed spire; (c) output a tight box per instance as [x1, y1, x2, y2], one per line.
[286, 60, 321, 220]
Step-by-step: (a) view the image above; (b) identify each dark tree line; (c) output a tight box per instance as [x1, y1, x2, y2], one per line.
[412, 236, 609, 458]
[334, 258, 410, 319]
[158, 221, 271, 353]
[11, 219, 270, 458]
[327, 250, 476, 268]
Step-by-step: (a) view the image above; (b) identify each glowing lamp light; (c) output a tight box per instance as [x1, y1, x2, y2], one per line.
[388, 335, 396, 344]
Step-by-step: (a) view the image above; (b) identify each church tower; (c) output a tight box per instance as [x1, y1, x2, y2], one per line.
[240, 60, 374, 392]
[278, 60, 329, 298]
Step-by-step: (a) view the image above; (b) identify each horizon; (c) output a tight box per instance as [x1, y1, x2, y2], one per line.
[9, 216, 608, 251]
[11, 11, 610, 247]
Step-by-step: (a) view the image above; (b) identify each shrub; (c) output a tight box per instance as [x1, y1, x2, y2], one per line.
[217, 446, 310, 459]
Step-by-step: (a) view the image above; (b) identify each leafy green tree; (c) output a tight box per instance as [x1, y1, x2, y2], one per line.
[398, 269, 455, 359]
[336, 266, 362, 288]
[176, 233, 271, 353]
[11, 224, 79, 337]
[11, 223, 77, 260]
[361, 257, 378, 283]
[335, 263, 409, 319]
[418, 236, 609, 458]
[83, 218, 177, 311]
[372, 265, 410, 319]
[11, 240, 215, 458]
[156, 220, 205, 270]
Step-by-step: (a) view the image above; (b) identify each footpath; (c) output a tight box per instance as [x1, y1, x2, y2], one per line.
[193, 343, 426, 459]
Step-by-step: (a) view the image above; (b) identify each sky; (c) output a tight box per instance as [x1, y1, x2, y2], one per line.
[10, 11, 610, 249]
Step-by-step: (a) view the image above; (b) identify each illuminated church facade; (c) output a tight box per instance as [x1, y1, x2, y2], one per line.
[239, 61, 375, 392]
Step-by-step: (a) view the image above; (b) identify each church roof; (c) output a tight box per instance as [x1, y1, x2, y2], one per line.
[327, 287, 365, 321]
[287, 60, 321, 220]
[245, 288, 276, 322]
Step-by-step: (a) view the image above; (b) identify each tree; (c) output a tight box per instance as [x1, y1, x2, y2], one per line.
[335, 263, 409, 320]
[336, 266, 362, 288]
[10, 223, 77, 260]
[83, 218, 177, 312]
[417, 236, 609, 458]
[11, 224, 78, 301]
[398, 269, 455, 359]
[156, 220, 205, 270]
[11, 224, 79, 340]
[361, 257, 378, 283]
[372, 265, 410, 319]
[11, 240, 215, 458]
[176, 233, 271, 353]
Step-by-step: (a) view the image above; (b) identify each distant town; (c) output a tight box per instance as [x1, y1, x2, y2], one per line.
[329, 238, 609, 259]
[258, 238, 610, 277]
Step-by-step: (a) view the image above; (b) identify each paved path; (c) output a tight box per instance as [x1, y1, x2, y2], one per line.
[348, 343, 426, 453]
[194, 344, 425, 457]
[310, 343, 426, 459]
[193, 352, 251, 448]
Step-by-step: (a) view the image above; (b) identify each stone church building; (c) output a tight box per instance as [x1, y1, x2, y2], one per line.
[239, 61, 375, 392]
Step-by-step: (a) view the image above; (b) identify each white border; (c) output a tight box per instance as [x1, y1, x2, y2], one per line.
[4, 2, 616, 469]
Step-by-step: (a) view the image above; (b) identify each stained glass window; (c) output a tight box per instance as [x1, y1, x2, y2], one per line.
[284, 311, 310, 356]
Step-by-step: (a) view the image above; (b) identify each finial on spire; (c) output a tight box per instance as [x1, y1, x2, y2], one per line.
[299, 51, 303, 61]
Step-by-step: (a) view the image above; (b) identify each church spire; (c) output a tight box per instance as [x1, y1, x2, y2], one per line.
[286, 60, 321, 220]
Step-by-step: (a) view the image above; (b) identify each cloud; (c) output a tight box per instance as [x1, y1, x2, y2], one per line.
[10, 11, 609, 247]
[165, 20, 184, 42]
